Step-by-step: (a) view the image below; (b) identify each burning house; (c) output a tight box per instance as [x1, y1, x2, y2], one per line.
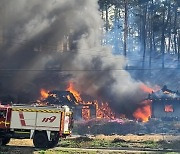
[149, 85, 180, 121]
[39, 87, 97, 120]
[0, 0, 158, 123]
[39, 82, 116, 121]
[47, 90, 97, 120]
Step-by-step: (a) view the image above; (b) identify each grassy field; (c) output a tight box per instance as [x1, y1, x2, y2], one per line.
[34, 148, 127, 154]
[0, 134, 179, 154]
[57, 135, 180, 149]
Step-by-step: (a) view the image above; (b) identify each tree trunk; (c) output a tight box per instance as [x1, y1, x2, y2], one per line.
[149, 3, 153, 69]
[178, 34, 180, 67]
[123, 0, 128, 57]
[101, 8, 104, 20]
[173, 6, 178, 54]
[167, 15, 171, 53]
[101, 9, 104, 45]
[114, 7, 119, 54]
[105, 3, 109, 32]
[0, 0, 5, 47]
[142, 5, 147, 68]
[161, 1, 171, 68]
[161, 8, 165, 69]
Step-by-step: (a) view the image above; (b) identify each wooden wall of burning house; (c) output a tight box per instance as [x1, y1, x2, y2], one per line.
[73, 105, 96, 120]
[150, 86, 180, 120]
[45, 90, 97, 120]
[151, 99, 180, 120]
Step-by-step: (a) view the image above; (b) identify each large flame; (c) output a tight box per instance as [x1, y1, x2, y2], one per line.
[96, 102, 115, 119]
[66, 82, 115, 120]
[133, 84, 155, 122]
[66, 82, 82, 102]
[133, 100, 151, 122]
[40, 89, 49, 99]
[39, 82, 156, 122]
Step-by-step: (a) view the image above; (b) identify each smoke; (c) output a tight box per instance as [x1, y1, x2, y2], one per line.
[0, 0, 147, 117]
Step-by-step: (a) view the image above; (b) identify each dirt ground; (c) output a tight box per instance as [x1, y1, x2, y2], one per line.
[0, 134, 180, 154]
[7, 134, 180, 147]
[8, 139, 33, 146]
[5, 135, 180, 154]
[1, 134, 179, 154]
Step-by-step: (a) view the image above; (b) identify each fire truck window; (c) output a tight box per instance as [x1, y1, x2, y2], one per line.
[0, 111, 6, 118]
[164, 105, 174, 112]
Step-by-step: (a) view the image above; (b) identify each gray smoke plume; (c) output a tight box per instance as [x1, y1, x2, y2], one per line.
[0, 0, 148, 117]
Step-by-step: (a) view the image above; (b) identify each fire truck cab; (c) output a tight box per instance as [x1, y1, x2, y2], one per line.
[0, 104, 73, 148]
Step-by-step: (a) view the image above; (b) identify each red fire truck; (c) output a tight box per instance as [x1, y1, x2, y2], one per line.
[0, 104, 73, 148]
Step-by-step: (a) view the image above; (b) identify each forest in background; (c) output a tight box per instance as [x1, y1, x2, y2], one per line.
[99, 0, 180, 68]
[98, 0, 180, 88]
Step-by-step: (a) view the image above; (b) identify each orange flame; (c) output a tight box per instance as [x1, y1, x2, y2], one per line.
[133, 100, 151, 122]
[66, 82, 115, 120]
[140, 84, 160, 93]
[96, 102, 115, 119]
[165, 105, 173, 112]
[66, 82, 82, 102]
[40, 89, 49, 99]
[140, 84, 154, 93]
[133, 84, 158, 122]
[67, 95, 71, 101]
[82, 106, 90, 120]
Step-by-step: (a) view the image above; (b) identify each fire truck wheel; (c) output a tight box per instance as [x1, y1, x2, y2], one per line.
[1, 137, 11, 145]
[33, 132, 49, 148]
[49, 135, 59, 148]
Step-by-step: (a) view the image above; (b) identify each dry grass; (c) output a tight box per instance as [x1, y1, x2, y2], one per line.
[1, 134, 179, 154]
[94, 134, 180, 142]
[5, 134, 180, 150]
[8, 139, 33, 146]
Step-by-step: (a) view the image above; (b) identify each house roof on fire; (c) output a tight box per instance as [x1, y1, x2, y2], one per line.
[149, 85, 180, 100]
[45, 90, 78, 106]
